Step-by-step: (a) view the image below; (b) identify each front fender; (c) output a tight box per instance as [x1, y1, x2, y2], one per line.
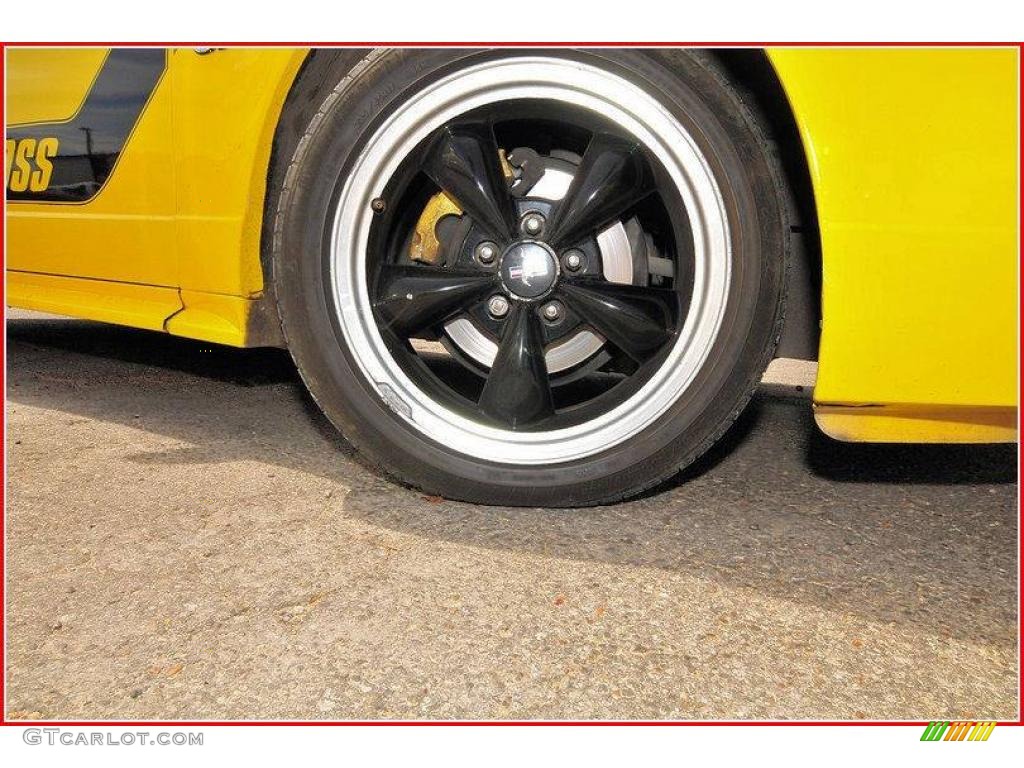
[767, 47, 1017, 442]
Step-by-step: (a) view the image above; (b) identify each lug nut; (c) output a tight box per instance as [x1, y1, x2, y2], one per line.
[521, 212, 545, 236]
[475, 241, 498, 264]
[541, 302, 562, 322]
[564, 250, 584, 271]
[488, 295, 510, 318]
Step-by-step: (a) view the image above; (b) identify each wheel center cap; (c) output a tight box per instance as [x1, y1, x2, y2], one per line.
[499, 240, 559, 300]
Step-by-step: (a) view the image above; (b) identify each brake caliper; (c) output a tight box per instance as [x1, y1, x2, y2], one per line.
[408, 149, 519, 265]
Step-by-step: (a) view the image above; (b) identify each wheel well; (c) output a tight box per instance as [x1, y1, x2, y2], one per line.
[710, 49, 822, 361]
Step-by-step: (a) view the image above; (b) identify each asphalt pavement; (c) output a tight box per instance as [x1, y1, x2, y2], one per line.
[4, 309, 1018, 720]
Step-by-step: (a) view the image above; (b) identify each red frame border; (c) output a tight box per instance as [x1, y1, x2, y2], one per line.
[0, 39, 1021, 729]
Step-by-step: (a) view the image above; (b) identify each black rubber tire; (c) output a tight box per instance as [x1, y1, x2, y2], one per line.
[270, 48, 788, 507]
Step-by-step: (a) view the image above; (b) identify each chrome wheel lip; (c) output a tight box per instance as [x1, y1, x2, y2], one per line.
[330, 57, 731, 466]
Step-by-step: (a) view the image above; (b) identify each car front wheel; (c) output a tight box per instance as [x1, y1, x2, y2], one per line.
[271, 48, 788, 506]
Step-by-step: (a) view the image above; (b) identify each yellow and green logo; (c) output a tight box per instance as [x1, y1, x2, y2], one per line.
[920, 721, 996, 741]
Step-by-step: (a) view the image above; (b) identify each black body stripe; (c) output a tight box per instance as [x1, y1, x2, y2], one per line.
[6, 48, 167, 203]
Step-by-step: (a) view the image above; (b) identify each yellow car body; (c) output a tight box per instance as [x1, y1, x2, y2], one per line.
[5, 47, 1019, 444]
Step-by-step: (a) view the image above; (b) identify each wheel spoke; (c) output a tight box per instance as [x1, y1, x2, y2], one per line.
[478, 304, 554, 428]
[558, 279, 676, 363]
[374, 264, 496, 337]
[423, 122, 517, 240]
[546, 133, 652, 249]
